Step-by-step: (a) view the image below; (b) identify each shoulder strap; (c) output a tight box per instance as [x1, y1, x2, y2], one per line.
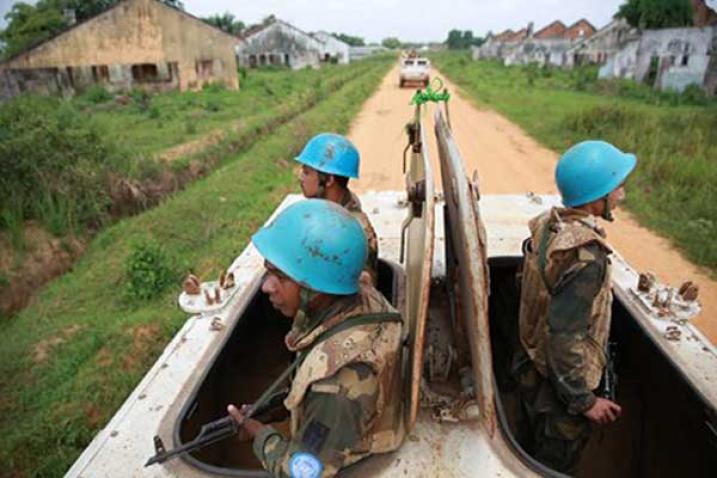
[310, 312, 403, 350]
[537, 223, 555, 295]
[249, 313, 401, 417]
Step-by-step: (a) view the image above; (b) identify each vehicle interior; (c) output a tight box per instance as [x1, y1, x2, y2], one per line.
[487, 256, 717, 477]
[174, 259, 403, 476]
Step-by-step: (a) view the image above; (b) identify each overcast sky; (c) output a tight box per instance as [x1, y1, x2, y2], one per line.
[0, 0, 627, 42]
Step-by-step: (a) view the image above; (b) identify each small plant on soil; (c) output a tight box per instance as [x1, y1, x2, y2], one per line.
[125, 239, 176, 301]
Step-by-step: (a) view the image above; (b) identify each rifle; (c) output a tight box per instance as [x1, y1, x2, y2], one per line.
[598, 341, 618, 402]
[145, 354, 302, 467]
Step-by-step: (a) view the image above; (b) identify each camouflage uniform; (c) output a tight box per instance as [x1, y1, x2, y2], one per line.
[515, 207, 612, 473]
[340, 189, 379, 284]
[252, 285, 404, 477]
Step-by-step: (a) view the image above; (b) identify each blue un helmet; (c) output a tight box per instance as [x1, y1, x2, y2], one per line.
[555, 140, 637, 208]
[252, 199, 367, 295]
[295, 133, 360, 179]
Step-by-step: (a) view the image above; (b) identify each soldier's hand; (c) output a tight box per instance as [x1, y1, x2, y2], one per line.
[583, 397, 622, 425]
[227, 404, 265, 440]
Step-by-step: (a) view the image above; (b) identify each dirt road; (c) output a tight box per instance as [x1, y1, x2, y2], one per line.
[349, 64, 716, 344]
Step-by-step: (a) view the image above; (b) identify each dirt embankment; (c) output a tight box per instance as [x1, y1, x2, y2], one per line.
[348, 66, 717, 345]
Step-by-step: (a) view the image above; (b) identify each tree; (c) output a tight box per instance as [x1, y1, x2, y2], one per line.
[615, 0, 693, 29]
[202, 12, 244, 35]
[0, 0, 184, 59]
[381, 37, 401, 49]
[331, 32, 365, 46]
[445, 29, 480, 49]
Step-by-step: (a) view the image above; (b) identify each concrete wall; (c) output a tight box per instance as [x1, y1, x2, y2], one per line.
[598, 26, 716, 94]
[504, 38, 572, 66]
[598, 40, 640, 79]
[237, 21, 322, 70]
[313, 32, 350, 64]
[567, 19, 638, 68]
[0, 0, 239, 98]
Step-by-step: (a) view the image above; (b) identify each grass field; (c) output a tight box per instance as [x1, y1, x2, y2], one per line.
[85, 65, 369, 157]
[0, 55, 393, 477]
[431, 52, 717, 276]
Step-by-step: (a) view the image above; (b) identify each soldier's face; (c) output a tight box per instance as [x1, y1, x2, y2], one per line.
[261, 262, 301, 317]
[607, 184, 626, 210]
[298, 165, 321, 198]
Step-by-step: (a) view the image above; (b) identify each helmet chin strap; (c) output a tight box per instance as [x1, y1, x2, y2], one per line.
[316, 173, 329, 199]
[291, 287, 322, 338]
[602, 196, 614, 222]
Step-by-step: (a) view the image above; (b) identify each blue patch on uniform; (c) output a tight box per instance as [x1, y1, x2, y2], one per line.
[288, 452, 323, 478]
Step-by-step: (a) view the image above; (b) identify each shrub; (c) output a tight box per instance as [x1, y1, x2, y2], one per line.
[0, 94, 117, 234]
[129, 88, 152, 112]
[184, 120, 197, 135]
[125, 239, 176, 301]
[204, 98, 222, 112]
[681, 84, 707, 106]
[80, 85, 113, 104]
[523, 63, 539, 87]
[202, 81, 226, 93]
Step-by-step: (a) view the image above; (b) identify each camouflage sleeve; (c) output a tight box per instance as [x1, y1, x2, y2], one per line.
[546, 244, 607, 415]
[253, 362, 378, 477]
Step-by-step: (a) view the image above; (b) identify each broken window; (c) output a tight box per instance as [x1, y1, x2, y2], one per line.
[259, 54, 267, 66]
[66, 66, 75, 88]
[196, 60, 214, 78]
[91, 65, 110, 82]
[682, 55, 689, 66]
[131, 63, 159, 82]
[284, 54, 290, 66]
[249, 55, 257, 68]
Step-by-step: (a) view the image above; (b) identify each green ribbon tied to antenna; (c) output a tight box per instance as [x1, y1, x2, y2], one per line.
[410, 77, 451, 106]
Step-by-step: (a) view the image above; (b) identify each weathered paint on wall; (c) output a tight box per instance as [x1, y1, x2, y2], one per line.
[237, 20, 323, 70]
[601, 26, 716, 94]
[568, 19, 638, 68]
[313, 31, 350, 64]
[0, 0, 239, 98]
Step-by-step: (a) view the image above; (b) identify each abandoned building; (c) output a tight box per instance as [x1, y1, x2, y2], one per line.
[564, 18, 640, 67]
[599, 25, 717, 94]
[595, 1, 717, 94]
[0, 0, 240, 100]
[236, 19, 324, 70]
[311, 31, 350, 64]
[476, 19, 597, 67]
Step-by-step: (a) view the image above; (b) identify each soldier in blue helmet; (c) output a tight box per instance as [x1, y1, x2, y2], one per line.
[226, 199, 404, 478]
[514, 140, 636, 473]
[295, 133, 379, 284]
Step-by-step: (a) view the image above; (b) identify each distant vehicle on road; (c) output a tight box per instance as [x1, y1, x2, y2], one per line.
[399, 57, 430, 87]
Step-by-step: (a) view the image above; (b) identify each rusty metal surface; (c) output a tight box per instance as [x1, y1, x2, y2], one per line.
[403, 111, 435, 431]
[434, 107, 497, 435]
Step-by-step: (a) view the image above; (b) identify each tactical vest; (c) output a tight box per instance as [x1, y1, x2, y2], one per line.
[284, 286, 405, 463]
[519, 208, 613, 390]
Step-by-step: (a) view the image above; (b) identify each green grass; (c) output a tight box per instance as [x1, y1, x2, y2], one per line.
[0, 55, 393, 477]
[431, 52, 717, 275]
[82, 65, 360, 157]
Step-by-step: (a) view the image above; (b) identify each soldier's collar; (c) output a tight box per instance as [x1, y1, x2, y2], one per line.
[286, 294, 358, 351]
[552, 208, 606, 238]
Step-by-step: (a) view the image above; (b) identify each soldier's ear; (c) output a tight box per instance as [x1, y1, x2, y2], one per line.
[325, 175, 336, 187]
